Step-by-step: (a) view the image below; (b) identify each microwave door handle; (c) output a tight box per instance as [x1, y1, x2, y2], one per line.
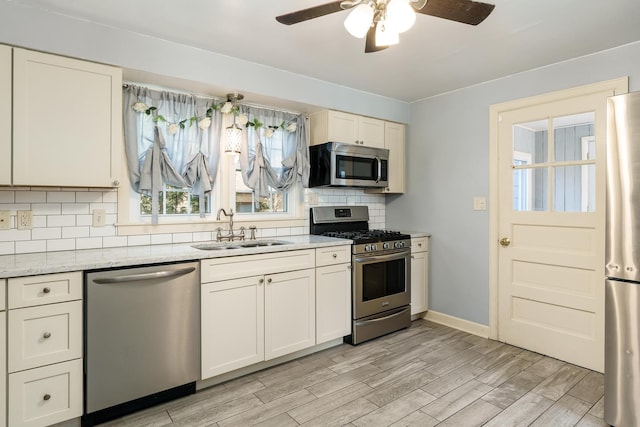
[375, 156, 381, 183]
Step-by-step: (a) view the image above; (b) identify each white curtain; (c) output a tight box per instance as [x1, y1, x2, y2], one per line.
[123, 84, 222, 223]
[237, 105, 309, 205]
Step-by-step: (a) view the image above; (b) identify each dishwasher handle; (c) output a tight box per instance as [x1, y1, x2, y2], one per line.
[92, 266, 197, 285]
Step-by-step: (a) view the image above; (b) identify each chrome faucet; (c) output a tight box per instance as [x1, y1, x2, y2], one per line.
[215, 208, 245, 241]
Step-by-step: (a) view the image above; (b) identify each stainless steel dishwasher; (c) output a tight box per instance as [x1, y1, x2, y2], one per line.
[83, 262, 200, 426]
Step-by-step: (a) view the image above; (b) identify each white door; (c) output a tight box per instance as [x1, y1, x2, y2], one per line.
[494, 79, 627, 372]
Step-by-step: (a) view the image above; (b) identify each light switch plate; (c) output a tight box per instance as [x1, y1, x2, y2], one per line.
[92, 209, 106, 227]
[17, 210, 33, 230]
[473, 196, 487, 211]
[0, 210, 10, 230]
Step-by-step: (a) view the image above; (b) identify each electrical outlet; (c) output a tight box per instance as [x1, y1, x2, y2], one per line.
[307, 192, 319, 206]
[0, 210, 10, 230]
[17, 210, 33, 230]
[473, 196, 487, 211]
[92, 209, 106, 227]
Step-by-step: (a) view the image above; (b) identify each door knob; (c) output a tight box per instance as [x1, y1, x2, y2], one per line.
[499, 237, 511, 247]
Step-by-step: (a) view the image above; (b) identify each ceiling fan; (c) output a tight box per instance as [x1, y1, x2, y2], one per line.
[276, 0, 495, 53]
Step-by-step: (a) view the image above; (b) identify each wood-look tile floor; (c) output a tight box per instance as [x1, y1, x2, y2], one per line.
[98, 319, 607, 427]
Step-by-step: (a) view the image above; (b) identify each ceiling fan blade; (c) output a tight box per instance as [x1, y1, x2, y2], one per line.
[365, 23, 388, 53]
[416, 0, 495, 25]
[276, 1, 344, 25]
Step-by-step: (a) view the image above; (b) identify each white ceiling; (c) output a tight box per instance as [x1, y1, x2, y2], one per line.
[11, 0, 640, 102]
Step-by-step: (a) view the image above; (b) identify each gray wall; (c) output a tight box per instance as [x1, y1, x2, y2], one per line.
[386, 41, 640, 325]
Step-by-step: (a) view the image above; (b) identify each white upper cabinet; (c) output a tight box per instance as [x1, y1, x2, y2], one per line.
[311, 110, 385, 148]
[12, 48, 122, 187]
[0, 45, 11, 186]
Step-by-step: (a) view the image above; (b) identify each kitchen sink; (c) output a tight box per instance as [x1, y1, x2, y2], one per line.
[191, 240, 290, 250]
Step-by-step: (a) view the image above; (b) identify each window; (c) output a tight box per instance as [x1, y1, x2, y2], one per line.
[140, 185, 211, 215]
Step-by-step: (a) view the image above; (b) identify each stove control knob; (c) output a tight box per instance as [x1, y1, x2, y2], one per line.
[383, 242, 390, 250]
[395, 241, 405, 249]
[365, 245, 371, 252]
[371, 244, 378, 251]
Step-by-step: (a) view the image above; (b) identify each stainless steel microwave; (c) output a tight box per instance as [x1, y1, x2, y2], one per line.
[309, 142, 389, 188]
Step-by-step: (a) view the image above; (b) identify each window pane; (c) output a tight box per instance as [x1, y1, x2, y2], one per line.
[553, 113, 595, 162]
[513, 119, 548, 165]
[513, 167, 547, 211]
[553, 165, 595, 212]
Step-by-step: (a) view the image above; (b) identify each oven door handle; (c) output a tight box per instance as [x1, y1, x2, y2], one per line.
[354, 250, 410, 264]
[355, 306, 410, 327]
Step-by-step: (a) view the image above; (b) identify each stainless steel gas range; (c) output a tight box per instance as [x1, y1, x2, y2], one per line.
[310, 206, 411, 344]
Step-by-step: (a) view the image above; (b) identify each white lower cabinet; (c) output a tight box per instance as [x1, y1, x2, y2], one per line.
[8, 359, 82, 427]
[264, 269, 315, 360]
[410, 237, 430, 315]
[0, 308, 6, 427]
[7, 272, 83, 427]
[200, 250, 317, 380]
[316, 263, 351, 344]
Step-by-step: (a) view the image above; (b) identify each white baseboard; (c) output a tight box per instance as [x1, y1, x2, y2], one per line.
[424, 310, 490, 338]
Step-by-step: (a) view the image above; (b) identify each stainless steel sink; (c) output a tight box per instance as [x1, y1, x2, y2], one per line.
[191, 240, 290, 250]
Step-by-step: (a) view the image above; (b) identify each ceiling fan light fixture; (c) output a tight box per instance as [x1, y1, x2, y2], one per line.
[344, 2, 375, 38]
[385, 0, 416, 33]
[375, 22, 399, 47]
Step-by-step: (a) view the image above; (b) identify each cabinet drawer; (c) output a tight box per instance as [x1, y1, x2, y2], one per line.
[0, 278, 5, 310]
[201, 249, 315, 283]
[411, 237, 429, 253]
[8, 272, 82, 308]
[8, 300, 83, 373]
[9, 358, 83, 427]
[316, 246, 351, 267]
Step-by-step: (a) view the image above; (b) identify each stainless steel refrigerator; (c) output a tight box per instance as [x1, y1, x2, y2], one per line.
[605, 91, 640, 427]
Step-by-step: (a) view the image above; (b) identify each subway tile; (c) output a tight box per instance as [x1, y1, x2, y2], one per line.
[90, 225, 116, 237]
[47, 191, 76, 203]
[62, 226, 90, 239]
[102, 191, 118, 203]
[16, 240, 46, 253]
[192, 232, 213, 242]
[0, 204, 31, 212]
[32, 203, 61, 215]
[15, 190, 46, 203]
[76, 191, 104, 203]
[0, 191, 14, 203]
[151, 234, 173, 245]
[76, 237, 103, 250]
[0, 229, 32, 242]
[32, 227, 62, 240]
[128, 234, 151, 246]
[103, 236, 128, 248]
[61, 203, 90, 215]
[47, 239, 76, 252]
[0, 241, 14, 255]
[172, 233, 193, 243]
[32, 216, 47, 228]
[76, 214, 93, 226]
[47, 215, 76, 227]
[90, 202, 117, 214]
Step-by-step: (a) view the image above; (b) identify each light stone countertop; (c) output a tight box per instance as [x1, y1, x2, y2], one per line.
[405, 231, 431, 238]
[0, 235, 352, 279]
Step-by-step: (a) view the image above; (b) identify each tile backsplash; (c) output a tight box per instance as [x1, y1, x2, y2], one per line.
[0, 187, 385, 255]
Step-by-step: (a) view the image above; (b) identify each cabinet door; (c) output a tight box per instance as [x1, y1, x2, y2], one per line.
[410, 250, 428, 315]
[358, 116, 385, 148]
[265, 269, 316, 360]
[12, 48, 122, 187]
[316, 263, 351, 344]
[0, 45, 10, 186]
[0, 312, 5, 427]
[201, 276, 264, 379]
[327, 110, 359, 144]
[384, 122, 406, 193]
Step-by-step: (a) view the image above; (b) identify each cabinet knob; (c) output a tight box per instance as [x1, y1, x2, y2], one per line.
[43, 332, 52, 339]
[43, 394, 51, 401]
[332, 253, 337, 258]
[267, 278, 272, 284]
[411, 255, 415, 259]
[259, 278, 264, 285]
[347, 265, 351, 270]
[112, 179, 120, 186]
[42, 287, 51, 294]
[418, 243, 422, 247]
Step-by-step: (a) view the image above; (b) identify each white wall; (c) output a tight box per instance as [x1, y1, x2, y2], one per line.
[386, 41, 640, 326]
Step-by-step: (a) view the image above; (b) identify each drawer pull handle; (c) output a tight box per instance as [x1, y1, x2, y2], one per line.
[43, 394, 51, 401]
[42, 287, 51, 294]
[332, 253, 337, 258]
[43, 332, 52, 339]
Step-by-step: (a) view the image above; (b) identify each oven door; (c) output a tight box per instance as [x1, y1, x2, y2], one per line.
[353, 249, 411, 319]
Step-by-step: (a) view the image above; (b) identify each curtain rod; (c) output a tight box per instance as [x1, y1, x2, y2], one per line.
[123, 82, 304, 116]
